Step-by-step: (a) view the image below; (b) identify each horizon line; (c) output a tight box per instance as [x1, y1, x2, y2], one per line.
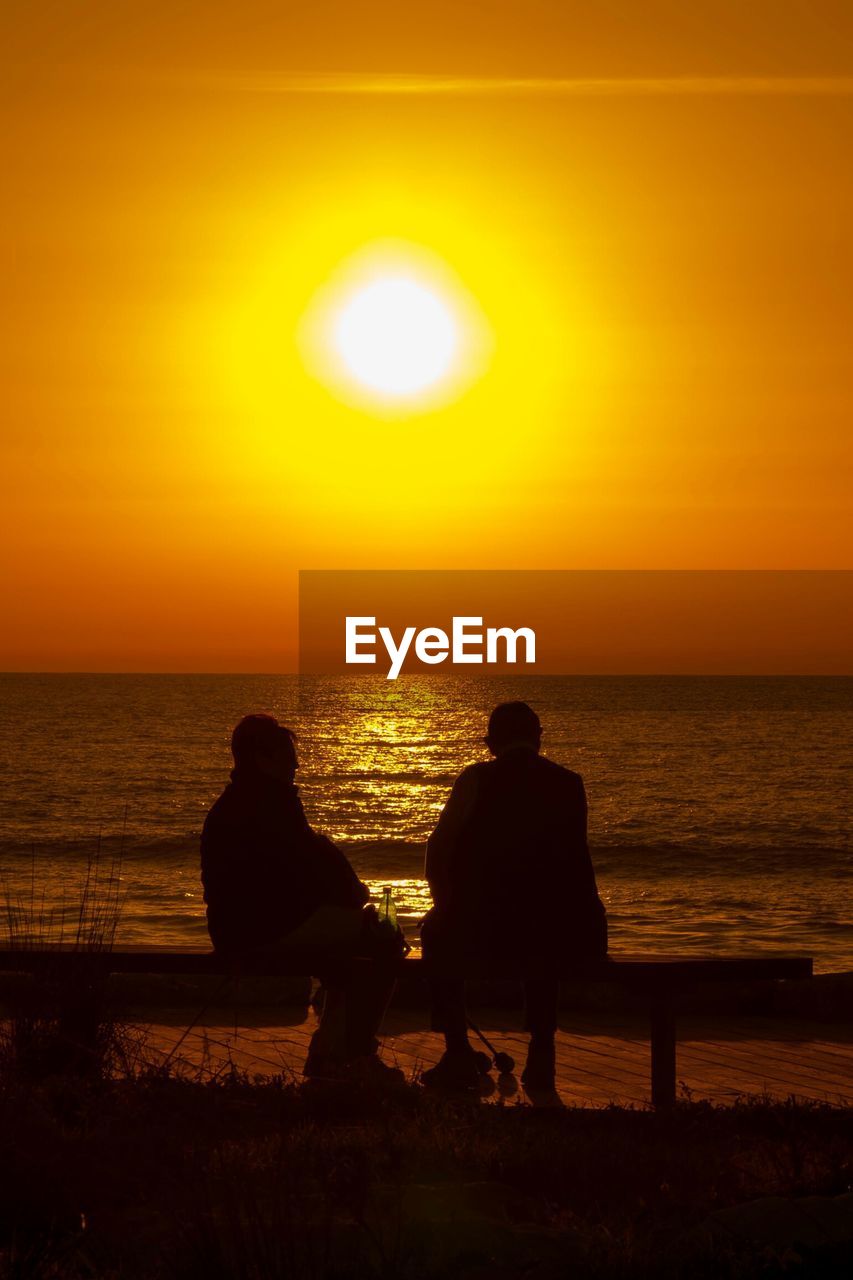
[1, 671, 849, 679]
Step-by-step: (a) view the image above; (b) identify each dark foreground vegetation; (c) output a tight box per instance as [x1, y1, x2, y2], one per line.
[2, 1033, 852, 1280]
[2, 859, 851, 1280]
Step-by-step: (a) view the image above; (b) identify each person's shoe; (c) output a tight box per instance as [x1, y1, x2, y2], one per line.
[521, 1038, 556, 1091]
[420, 1048, 487, 1092]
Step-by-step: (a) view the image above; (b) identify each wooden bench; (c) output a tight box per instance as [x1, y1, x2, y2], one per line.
[0, 946, 813, 1107]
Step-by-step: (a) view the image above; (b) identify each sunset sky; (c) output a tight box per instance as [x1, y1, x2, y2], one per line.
[2, 2, 852, 671]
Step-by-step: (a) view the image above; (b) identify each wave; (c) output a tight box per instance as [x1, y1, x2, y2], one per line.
[300, 771, 461, 786]
[1, 834, 848, 878]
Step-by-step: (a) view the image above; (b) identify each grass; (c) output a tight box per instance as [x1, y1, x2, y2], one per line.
[0, 1054, 851, 1279]
[0, 835, 134, 1081]
[2, 822, 126, 953]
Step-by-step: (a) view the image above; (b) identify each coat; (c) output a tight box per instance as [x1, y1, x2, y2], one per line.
[423, 746, 607, 960]
[200, 769, 368, 955]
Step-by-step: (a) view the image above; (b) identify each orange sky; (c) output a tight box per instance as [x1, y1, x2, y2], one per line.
[2, 2, 852, 671]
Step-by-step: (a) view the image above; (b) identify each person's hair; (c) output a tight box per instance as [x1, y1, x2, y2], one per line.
[486, 701, 541, 749]
[231, 713, 297, 772]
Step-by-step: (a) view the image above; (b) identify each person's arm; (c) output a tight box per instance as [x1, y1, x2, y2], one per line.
[567, 774, 596, 884]
[200, 808, 232, 907]
[310, 831, 370, 907]
[200, 807, 258, 949]
[564, 772, 608, 954]
[424, 764, 481, 910]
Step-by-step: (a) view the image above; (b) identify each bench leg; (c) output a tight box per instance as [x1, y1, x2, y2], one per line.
[650, 998, 677, 1108]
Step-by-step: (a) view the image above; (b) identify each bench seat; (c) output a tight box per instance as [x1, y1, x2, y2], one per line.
[0, 945, 813, 1107]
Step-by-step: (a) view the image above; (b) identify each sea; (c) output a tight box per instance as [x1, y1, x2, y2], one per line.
[0, 674, 850, 972]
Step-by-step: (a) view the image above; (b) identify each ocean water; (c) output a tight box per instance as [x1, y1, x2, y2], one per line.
[0, 674, 850, 972]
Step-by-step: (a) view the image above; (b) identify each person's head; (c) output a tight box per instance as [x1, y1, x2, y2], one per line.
[231, 713, 297, 781]
[484, 701, 541, 756]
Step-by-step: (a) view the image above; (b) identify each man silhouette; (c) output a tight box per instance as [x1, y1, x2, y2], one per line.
[200, 714, 401, 1081]
[420, 701, 607, 1091]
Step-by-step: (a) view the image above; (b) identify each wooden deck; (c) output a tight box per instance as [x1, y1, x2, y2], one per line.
[132, 1004, 853, 1108]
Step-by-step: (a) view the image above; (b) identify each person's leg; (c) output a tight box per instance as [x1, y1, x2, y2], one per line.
[268, 903, 364, 952]
[420, 910, 471, 1052]
[257, 906, 360, 1062]
[420, 911, 484, 1088]
[523, 977, 559, 1040]
[342, 954, 397, 1057]
[428, 975, 471, 1053]
[259, 904, 398, 1067]
[521, 976, 559, 1090]
[309, 981, 348, 1061]
[420, 916, 471, 1054]
[420, 972, 484, 1088]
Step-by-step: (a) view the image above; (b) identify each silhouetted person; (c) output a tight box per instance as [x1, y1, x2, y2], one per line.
[201, 714, 401, 1081]
[420, 701, 607, 1091]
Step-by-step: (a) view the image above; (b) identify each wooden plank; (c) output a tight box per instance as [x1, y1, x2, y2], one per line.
[215, 1012, 848, 1102]
[677, 1040, 853, 1098]
[697, 1033, 853, 1073]
[677, 1015, 853, 1051]
[686, 1032, 853, 1083]
[678, 1020, 853, 1061]
[552, 1034, 651, 1083]
[126, 1011, 852, 1108]
[674, 1035, 853, 1100]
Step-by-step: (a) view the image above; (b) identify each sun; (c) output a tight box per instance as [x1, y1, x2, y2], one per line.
[334, 276, 458, 396]
[295, 239, 493, 415]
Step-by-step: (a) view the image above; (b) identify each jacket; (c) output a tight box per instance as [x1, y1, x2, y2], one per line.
[424, 746, 607, 957]
[200, 768, 368, 955]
